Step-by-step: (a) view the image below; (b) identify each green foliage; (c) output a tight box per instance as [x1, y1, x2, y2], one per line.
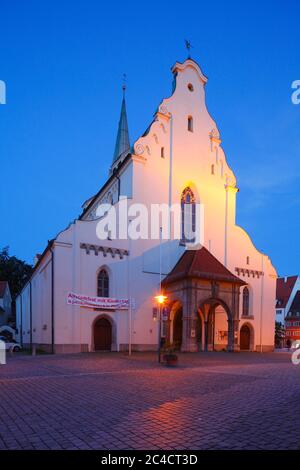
[275, 321, 286, 347]
[0, 246, 33, 299]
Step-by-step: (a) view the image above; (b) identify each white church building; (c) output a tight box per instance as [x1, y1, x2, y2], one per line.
[16, 57, 277, 354]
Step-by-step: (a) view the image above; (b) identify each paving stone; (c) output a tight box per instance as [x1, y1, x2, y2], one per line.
[0, 351, 299, 449]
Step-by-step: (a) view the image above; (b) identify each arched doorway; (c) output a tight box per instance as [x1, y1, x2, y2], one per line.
[240, 324, 251, 351]
[173, 307, 183, 350]
[94, 317, 112, 351]
[199, 298, 233, 352]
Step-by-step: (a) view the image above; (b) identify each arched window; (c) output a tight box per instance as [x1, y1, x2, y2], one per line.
[242, 287, 250, 316]
[188, 116, 193, 132]
[97, 269, 109, 297]
[181, 187, 196, 243]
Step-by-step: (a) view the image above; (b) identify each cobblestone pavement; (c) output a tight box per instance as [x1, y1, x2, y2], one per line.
[0, 351, 299, 450]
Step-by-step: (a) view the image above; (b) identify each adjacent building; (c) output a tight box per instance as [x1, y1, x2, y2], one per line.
[285, 291, 300, 344]
[0, 281, 12, 327]
[276, 276, 300, 346]
[276, 276, 300, 325]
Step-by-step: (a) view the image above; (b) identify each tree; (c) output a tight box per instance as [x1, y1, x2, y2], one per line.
[275, 321, 286, 349]
[0, 247, 33, 299]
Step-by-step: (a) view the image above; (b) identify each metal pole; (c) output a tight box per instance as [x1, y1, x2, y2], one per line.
[129, 297, 132, 356]
[259, 254, 264, 353]
[168, 114, 173, 240]
[158, 226, 162, 363]
[159, 226, 162, 292]
[158, 304, 161, 363]
[128, 226, 132, 356]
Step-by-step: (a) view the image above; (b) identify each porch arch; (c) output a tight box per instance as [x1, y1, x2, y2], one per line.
[199, 297, 234, 352]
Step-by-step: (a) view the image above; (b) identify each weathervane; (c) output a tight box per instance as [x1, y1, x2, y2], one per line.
[185, 39, 192, 59]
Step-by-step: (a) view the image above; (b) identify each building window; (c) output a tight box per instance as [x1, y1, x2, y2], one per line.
[211, 164, 214, 175]
[161, 147, 165, 158]
[187, 83, 194, 92]
[246, 256, 250, 265]
[97, 269, 109, 297]
[242, 287, 250, 316]
[181, 187, 196, 243]
[188, 116, 193, 132]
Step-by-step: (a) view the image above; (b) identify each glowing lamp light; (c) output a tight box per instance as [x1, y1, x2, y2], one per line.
[155, 294, 167, 304]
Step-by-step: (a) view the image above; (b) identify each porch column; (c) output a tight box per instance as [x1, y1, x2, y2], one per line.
[181, 286, 198, 352]
[228, 318, 239, 352]
[227, 318, 234, 352]
[233, 319, 240, 352]
[204, 320, 209, 352]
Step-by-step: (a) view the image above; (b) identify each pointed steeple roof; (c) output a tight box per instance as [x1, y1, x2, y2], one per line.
[112, 87, 130, 167]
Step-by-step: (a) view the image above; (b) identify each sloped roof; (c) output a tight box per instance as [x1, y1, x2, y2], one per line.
[276, 276, 298, 308]
[0, 281, 8, 298]
[288, 290, 300, 317]
[162, 246, 245, 286]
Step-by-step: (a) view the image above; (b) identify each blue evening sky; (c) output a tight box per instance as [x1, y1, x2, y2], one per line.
[0, 0, 299, 276]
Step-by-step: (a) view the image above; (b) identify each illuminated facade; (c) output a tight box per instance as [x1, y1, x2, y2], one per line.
[16, 58, 277, 353]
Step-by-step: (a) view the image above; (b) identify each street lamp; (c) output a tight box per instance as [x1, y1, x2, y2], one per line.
[154, 294, 167, 363]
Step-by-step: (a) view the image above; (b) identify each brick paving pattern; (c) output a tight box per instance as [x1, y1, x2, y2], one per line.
[0, 351, 299, 450]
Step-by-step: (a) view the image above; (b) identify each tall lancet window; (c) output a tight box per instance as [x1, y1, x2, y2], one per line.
[181, 187, 196, 243]
[97, 269, 109, 298]
[242, 287, 250, 316]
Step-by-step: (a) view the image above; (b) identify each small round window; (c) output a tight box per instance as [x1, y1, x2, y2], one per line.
[187, 83, 194, 92]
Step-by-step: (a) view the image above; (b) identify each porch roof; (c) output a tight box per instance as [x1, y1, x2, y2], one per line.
[162, 246, 246, 286]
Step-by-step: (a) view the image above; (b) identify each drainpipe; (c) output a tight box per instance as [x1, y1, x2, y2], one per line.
[224, 187, 229, 267]
[20, 294, 23, 347]
[29, 281, 32, 351]
[259, 254, 265, 353]
[50, 247, 55, 354]
[168, 113, 173, 240]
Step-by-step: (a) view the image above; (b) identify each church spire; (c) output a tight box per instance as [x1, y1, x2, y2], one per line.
[111, 79, 130, 169]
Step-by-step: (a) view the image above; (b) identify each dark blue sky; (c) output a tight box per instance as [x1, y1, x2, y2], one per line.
[0, 0, 299, 276]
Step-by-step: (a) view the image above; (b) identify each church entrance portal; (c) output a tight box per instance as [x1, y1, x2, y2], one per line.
[94, 317, 112, 351]
[240, 324, 251, 350]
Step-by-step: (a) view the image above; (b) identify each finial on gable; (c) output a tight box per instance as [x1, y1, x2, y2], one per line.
[185, 39, 192, 59]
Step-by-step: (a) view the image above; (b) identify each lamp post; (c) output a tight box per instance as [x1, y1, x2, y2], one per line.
[155, 294, 167, 363]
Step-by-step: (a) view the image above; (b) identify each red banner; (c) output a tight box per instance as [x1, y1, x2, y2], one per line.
[67, 292, 130, 310]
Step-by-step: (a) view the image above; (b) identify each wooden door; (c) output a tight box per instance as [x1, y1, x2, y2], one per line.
[240, 325, 250, 350]
[94, 318, 112, 351]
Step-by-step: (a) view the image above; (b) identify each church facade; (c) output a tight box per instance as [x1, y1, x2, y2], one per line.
[16, 58, 277, 353]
